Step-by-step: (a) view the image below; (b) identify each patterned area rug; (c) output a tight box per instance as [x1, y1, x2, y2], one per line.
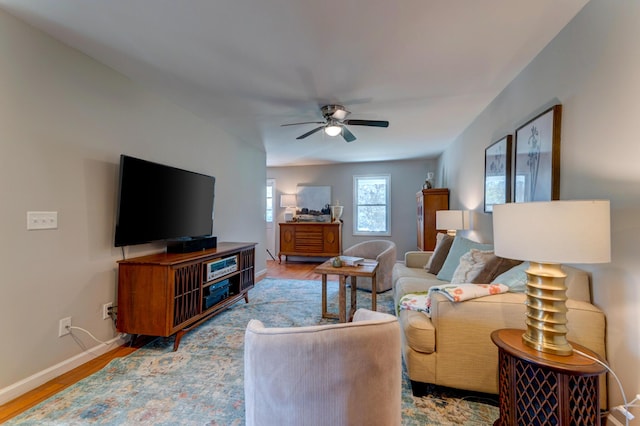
[8, 278, 498, 425]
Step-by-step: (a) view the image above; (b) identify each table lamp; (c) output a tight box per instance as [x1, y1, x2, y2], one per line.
[493, 200, 610, 355]
[436, 210, 469, 236]
[280, 194, 297, 222]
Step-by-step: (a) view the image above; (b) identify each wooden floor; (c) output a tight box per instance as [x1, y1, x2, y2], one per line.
[0, 259, 322, 422]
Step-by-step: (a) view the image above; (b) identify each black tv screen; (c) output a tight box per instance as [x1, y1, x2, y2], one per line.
[114, 155, 215, 247]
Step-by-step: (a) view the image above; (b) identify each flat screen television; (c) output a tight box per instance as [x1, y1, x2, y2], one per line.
[114, 155, 215, 248]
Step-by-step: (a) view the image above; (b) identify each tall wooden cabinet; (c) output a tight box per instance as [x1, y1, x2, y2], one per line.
[417, 188, 449, 251]
[117, 242, 255, 350]
[278, 222, 342, 263]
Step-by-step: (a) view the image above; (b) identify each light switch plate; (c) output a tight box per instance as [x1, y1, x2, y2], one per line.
[27, 211, 58, 230]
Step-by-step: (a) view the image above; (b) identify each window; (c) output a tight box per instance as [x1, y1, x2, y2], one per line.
[353, 174, 390, 236]
[266, 180, 274, 223]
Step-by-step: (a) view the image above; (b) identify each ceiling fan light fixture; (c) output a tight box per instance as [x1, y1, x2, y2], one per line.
[324, 125, 342, 137]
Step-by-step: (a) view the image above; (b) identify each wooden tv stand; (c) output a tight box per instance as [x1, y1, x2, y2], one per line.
[117, 242, 256, 350]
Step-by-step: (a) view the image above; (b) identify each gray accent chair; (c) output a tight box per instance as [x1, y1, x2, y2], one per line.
[244, 309, 401, 426]
[343, 239, 397, 293]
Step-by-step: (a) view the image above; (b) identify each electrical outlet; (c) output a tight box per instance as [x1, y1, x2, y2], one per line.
[102, 302, 113, 320]
[58, 317, 71, 337]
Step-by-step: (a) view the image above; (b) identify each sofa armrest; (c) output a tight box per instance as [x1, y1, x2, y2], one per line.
[404, 251, 432, 268]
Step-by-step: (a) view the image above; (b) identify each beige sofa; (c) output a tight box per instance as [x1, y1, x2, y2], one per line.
[392, 249, 607, 405]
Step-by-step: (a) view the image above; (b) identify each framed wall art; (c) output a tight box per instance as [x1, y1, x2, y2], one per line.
[484, 135, 512, 213]
[514, 104, 562, 203]
[296, 185, 331, 213]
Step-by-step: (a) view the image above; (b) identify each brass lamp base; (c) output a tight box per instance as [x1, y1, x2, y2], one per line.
[522, 262, 573, 356]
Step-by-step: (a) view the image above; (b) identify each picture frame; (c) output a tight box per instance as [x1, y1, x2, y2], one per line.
[296, 185, 331, 214]
[514, 105, 562, 203]
[484, 135, 512, 213]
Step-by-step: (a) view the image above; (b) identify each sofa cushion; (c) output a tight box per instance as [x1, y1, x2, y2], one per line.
[424, 233, 454, 274]
[450, 249, 496, 284]
[489, 263, 593, 302]
[392, 264, 433, 286]
[491, 261, 529, 292]
[436, 236, 493, 282]
[472, 256, 523, 284]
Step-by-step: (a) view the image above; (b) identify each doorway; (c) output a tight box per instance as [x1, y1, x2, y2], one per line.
[265, 179, 276, 261]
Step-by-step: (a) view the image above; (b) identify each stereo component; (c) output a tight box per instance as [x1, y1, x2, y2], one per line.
[205, 255, 238, 282]
[167, 236, 217, 253]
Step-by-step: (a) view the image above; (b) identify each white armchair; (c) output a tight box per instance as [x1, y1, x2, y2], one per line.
[343, 239, 397, 293]
[244, 309, 401, 426]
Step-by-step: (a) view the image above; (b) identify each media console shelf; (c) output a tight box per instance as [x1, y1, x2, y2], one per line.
[117, 242, 256, 350]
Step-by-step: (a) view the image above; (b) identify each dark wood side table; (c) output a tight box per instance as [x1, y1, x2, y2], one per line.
[491, 329, 606, 426]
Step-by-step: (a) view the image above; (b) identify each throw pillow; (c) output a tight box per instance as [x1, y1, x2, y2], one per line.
[424, 233, 454, 274]
[491, 261, 530, 293]
[450, 249, 496, 284]
[425, 232, 445, 270]
[436, 236, 493, 282]
[471, 256, 524, 284]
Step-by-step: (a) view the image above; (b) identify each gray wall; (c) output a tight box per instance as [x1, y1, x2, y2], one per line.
[0, 9, 266, 396]
[268, 158, 439, 259]
[438, 0, 640, 409]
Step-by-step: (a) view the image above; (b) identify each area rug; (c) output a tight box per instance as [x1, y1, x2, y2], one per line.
[8, 278, 498, 425]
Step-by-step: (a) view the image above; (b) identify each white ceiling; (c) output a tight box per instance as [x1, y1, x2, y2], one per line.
[0, 0, 589, 166]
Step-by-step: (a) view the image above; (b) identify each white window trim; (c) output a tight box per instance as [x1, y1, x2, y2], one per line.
[352, 174, 391, 236]
[266, 179, 275, 224]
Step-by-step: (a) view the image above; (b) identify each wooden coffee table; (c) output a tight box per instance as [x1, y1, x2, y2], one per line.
[314, 259, 379, 322]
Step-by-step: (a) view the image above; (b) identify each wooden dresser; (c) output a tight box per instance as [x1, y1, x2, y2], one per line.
[417, 188, 449, 251]
[278, 222, 342, 263]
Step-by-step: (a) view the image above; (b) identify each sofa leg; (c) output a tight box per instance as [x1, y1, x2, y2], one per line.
[409, 380, 436, 397]
[409, 381, 500, 407]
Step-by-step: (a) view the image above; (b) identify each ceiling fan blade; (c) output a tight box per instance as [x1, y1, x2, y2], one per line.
[296, 126, 325, 140]
[281, 121, 325, 127]
[343, 119, 389, 128]
[342, 126, 356, 143]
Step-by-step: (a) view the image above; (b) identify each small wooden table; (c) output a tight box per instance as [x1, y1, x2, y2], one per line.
[314, 259, 379, 322]
[491, 328, 606, 426]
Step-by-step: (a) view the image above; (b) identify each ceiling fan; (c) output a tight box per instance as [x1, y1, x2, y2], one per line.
[281, 104, 389, 143]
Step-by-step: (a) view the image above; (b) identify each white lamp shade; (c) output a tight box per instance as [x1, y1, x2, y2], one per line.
[436, 210, 469, 231]
[280, 194, 297, 208]
[493, 200, 611, 264]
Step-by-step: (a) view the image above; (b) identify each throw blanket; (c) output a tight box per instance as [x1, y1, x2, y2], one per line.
[398, 283, 509, 317]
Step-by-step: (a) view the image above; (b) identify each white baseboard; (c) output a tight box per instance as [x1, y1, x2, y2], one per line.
[255, 268, 268, 281]
[0, 335, 127, 406]
[1, 271, 267, 407]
